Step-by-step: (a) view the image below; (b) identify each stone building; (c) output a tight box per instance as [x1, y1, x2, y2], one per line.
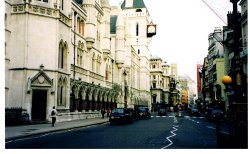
[149, 55, 171, 111]
[202, 27, 226, 111]
[5, 0, 155, 122]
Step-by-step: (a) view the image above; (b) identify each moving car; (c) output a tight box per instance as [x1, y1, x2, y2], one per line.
[109, 108, 133, 124]
[158, 108, 167, 116]
[137, 107, 151, 119]
[190, 107, 200, 116]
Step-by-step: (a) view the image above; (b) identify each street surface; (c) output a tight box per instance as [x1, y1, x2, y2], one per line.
[6, 112, 221, 149]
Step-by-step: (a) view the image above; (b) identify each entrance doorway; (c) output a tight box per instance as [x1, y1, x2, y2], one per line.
[32, 90, 47, 121]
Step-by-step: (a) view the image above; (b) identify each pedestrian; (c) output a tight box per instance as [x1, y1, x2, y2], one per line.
[51, 106, 57, 127]
[107, 108, 111, 117]
[101, 108, 105, 119]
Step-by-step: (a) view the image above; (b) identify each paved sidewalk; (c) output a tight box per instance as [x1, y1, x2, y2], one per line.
[5, 117, 109, 141]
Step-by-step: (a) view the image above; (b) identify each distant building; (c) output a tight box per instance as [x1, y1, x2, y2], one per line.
[201, 27, 226, 112]
[171, 63, 178, 80]
[149, 55, 170, 111]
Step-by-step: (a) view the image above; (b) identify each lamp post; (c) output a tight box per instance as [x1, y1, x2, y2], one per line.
[123, 70, 127, 108]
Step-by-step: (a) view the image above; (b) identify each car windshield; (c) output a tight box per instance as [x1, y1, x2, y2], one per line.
[112, 109, 124, 114]
[212, 109, 223, 113]
[138, 108, 147, 112]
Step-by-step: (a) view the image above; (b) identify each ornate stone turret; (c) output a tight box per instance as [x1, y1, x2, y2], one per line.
[83, 0, 96, 49]
[101, 0, 111, 59]
[115, 12, 125, 68]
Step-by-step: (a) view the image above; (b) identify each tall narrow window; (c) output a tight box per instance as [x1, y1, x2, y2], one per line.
[81, 20, 84, 36]
[92, 54, 96, 72]
[60, 86, 63, 105]
[58, 41, 67, 70]
[77, 17, 81, 34]
[105, 64, 108, 80]
[77, 50, 80, 65]
[5, 14, 7, 28]
[80, 53, 82, 66]
[60, 0, 64, 10]
[57, 78, 67, 106]
[61, 47, 64, 68]
[136, 23, 139, 36]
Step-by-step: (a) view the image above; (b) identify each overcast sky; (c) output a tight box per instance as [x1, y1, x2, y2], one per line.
[109, 0, 233, 82]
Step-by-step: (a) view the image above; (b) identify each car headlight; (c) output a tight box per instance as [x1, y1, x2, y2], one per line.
[111, 116, 114, 119]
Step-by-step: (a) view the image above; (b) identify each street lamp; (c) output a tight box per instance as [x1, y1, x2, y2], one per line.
[123, 70, 127, 108]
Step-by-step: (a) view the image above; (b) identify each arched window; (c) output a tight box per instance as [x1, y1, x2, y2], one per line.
[58, 42, 63, 69]
[77, 42, 84, 67]
[57, 77, 67, 106]
[81, 20, 84, 36]
[77, 17, 81, 34]
[58, 40, 68, 70]
[92, 53, 96, 72]
[96, 55, 101, 74]
[136, 23, 139, 36]
[105, 64, 108, 80]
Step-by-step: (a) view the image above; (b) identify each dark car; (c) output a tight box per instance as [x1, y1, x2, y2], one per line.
[190, 107, 200, 116]
[205, 108, 224, 122]
[109, 108, 133, 124]
[127, 108, 137, 121]
[158, 108, 167, 116]
[137, 107, 151, 119]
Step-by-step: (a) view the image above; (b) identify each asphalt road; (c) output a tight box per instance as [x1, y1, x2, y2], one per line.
[6, 113, 220, 149]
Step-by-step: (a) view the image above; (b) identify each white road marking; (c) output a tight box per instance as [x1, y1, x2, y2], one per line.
[206, 126, 216, 129]
[161, 125, 179, 149]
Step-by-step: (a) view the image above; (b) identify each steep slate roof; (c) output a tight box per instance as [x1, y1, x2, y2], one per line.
[121, 0, 146, 9]
[110, 15, 118, 34]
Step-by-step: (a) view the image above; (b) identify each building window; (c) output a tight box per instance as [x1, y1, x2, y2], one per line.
[60, 0, 64, 10]
[105, 64, 109, 80]
[96, 55, 101, 74]
[81, 20, 84, 36]
[5, 13, 7, 28]
[153, 82, 156, 88]
[57, 78, 67, 106]
[92, 54, 96, 72]
[153, 95, 157, 103]
[136, 23, 139, 36]
[58, 40, 68, 70]
[138, 49, 140, 54]
[37, 0, 48, 3]
[136, 9, 142, 12]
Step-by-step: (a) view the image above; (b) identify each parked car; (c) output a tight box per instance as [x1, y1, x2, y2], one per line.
[109, 108, 133, 124]
[137, 107, 151, 119]
[158, 108, 167, 116]
[127, 108, 138, 121]
[205, 108, 224, 122]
